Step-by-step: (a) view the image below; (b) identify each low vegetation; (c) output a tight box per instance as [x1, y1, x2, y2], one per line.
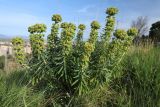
[0, 56, 5, 70]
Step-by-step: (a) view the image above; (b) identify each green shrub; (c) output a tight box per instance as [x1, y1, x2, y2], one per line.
[47, 14, 62, 50]
[11, 37, 26, 66]
[11, 7, 138, 106]
[28, 24, 47, 61]
[0, 56, 5, 70]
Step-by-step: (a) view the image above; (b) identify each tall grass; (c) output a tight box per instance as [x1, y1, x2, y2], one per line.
[115, 45, 160, 107]
[0, 70, 45, 107]
[70, 45, 160, 107]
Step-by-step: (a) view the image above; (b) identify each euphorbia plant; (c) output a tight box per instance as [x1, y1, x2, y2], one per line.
[47, 14, 62, 50]
[11, 37, 26, 66]
[89, 7, 138, 86]
[28, 24, 47, 61]
[76, 24, 86, 44]
[28, 24, 47, 85]
[12, 7, 138, 106]
[74, 24, 86, 56]
[97, 7, 118, 70]
[53, 22, 77, 86]
[73, 21, 100, 95]
[107, 28, 138, 69]
[56, 22, 76, 82]
[81, 21, 101, 70]
[60, 23, 76, 56]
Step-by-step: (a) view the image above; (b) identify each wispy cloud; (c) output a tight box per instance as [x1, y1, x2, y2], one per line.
[0, 13, 42, 27]
[77, 5, 95, 13]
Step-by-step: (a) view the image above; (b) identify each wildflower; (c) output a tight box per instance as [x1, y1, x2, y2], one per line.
[78, 24, 86, 31]
[106, 7, 118, 16]
[52, 14, 62, 23]
[91, 21, 101, 29]
[127, 28, 138, 37]
[114, 29, 128, 40]
[84, 42, 94, 52]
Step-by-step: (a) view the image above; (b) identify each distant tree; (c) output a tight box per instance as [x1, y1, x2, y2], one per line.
[131, 16, 149, 44]
[149, 21, 160, 42]
[131, 16, 148, 37]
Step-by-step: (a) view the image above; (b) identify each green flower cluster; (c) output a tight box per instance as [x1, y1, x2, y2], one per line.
[114, 29, 128, 40]
[77, 24, 86, 42]
[102, 7, 118, 41]
[28, 24, 46, 34]
[88, 21, 101, 45]
[90, 7, 138, 86]
[81, 42, 93, 62]
[75, 24, 86, 55]
[127, 27, 138, 37]
[81, 21, 100, 70]
[11, 7, 139, 104]
[60, 22, 76, 56]
[107, 28, 138, 70]
[78, 24, 86, 30]
[91, 21, 101, 30]
[28, 24, 47, 60]
[52, 14, 62, 23]
[47, 14, 62, 50]
[96, 7, 118, 70]
[106, 7, 118, 16]
[11, 37, 25, 65]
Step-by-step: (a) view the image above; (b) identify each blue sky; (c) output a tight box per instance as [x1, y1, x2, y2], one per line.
[0, 0, 160, 39]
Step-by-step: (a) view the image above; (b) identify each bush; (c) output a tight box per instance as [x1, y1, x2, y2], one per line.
[11, 37, 26, 66]
[0, 56, 5, 70]
[25, 7, 137, 106]
[10, 7, 137, 106]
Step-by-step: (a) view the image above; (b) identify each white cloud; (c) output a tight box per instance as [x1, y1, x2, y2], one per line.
[77, 5, 95, 13]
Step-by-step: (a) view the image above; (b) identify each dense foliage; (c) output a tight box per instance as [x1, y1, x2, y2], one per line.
[120, 46, 160, 107]
[11, 37, 26, 66]
[5, 7, 148, 107]
[149, 21, 160, 42]
[28, 24, 47, 61]
[0, 56, 5, 70]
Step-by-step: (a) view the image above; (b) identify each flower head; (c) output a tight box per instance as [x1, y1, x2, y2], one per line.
[68, 23, 76, 30]
[61, 22, 68, 29]
[127, 28, 138, 37]
[106, 7, 118, 16]
[91, 21, 101, 29]
[114, 29, 128, 40]
[78, 24, 86, 31]
[52, 14, 62, 23]
[28, 24, 47, 33]
[84, 42, 94, 52]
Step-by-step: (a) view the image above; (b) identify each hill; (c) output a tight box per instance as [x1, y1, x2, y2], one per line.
[0, 34, 29, 42]
[0, 34, 12, 41]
